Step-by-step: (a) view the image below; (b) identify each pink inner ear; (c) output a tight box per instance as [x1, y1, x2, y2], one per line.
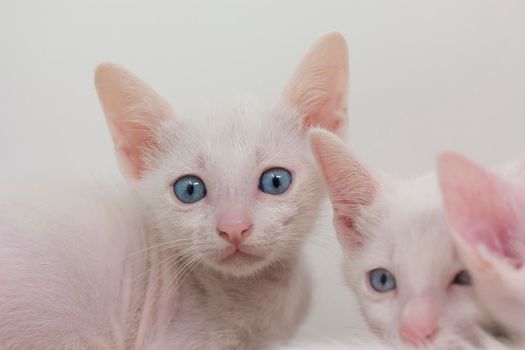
[303, 80, 348, 136]
[438, 153, 525, 268]
[282, 32, 349, 139]
[95, 63, 174, 179]
[310, 129, 376, 249]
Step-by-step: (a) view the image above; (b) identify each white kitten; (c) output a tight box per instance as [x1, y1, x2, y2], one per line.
[438, 152, 525, 343]
[308, 130, 486, 349]
[278, 149, 525, 350]
[0, 33, 348, 349]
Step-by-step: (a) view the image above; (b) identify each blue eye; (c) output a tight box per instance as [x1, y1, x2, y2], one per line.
[452, 270, 471, 286]
[369, 268, 396, 293]
[259, 168, 292, 195]
[173, 175, 206, 204]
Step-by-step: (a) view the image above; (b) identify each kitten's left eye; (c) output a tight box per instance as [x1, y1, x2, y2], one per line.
[369, 268, 396, 293]
[452, 270, 472, 286]
[173, 175, 207, 204]
[259, 168, 292, 195]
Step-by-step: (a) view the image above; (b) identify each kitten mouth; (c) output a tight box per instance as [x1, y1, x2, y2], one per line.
[220, 248, 264, 263]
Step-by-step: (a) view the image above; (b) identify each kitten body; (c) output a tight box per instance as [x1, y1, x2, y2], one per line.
[0, 182, 147, 349]
[0, 33, 349, 349]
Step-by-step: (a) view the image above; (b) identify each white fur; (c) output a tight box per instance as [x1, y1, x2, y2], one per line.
[0, 31, 350, 349]
[0, 181, 145, 349]
[309, 131, 486, 348]
[343, 174, 484, 348]
[284, 147, 525, 350]
[136, 97, 324, 349]
[278, 335, 516, 350]
[0, 97, 324, 349]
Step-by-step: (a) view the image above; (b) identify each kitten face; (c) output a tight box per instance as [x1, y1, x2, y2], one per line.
[137, 102, 323, 276]
[95, 33, 349, 277]
[438, 152, 525, 338]
[347, 177, 481, 347]
[310, 130, 483, 347]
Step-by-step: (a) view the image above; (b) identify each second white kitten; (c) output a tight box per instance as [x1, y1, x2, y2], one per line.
[308, 130, 486, 349]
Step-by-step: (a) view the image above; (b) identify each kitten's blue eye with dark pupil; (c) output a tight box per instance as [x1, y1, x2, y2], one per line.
[259, 168, 292, 195]
[173, 176, 206, 204]
[187, 183, 194, 195]
[369, 268, 396, 293]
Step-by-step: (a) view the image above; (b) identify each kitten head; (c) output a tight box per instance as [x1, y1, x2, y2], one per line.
[438, 152, 525, 337]
[94, 33, 349, 277]
[310, 130, 482, 348]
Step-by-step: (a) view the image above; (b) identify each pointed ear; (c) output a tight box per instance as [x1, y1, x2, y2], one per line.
[282, 32, 349, 139]
[438, 152, 525, 269]
[95, 63, 174, 179]
[310, 129, 377, 249]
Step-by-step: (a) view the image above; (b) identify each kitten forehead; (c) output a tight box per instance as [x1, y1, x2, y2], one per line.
[369, 174, 444, 237]
[361, 174, 461, 291]
[178, 95, 301, 148]
[151, 95, 309, 189]
[136, 93, 326, 277]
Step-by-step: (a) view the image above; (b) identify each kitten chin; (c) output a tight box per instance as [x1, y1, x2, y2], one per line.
[201, 249, 286, 277]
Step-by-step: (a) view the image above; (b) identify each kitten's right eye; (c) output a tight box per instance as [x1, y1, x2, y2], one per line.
[173, 175, 207, 204]
[259, 167, 293, 195]
[452, 270, 472, 286]
[369, 268, 396, 293]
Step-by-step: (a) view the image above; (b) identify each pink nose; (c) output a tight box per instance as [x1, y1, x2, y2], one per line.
[400, 297, 440, 346]
[217, 214, 253, 246]
[400, 323, 438, 346]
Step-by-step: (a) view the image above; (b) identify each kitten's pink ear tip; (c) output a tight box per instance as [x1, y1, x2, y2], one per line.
[309, 128, 351, 171]
[309, 128, 342, 154]
[437, 152, 465, 177]
[94, 63, 127, 89]
[309, 128, 333, 144]
[312, 32, 348, 65]
[437, 151, 482, 190]
[318, 32, 348, 51]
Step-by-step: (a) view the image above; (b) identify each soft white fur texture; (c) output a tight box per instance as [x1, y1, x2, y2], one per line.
[0, 33, 349, 349]
[279, 147, 525, 350]
[134, 97, 326, 349]
[307, 130, 489, 349]
[279, 334, 516, 350]
[0, 102, 323, 350]
[0, 181, 146, 349]
[0, 87, 320, 350]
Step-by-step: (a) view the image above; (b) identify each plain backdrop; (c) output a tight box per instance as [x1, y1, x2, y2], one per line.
[1, 0, 524, 343]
